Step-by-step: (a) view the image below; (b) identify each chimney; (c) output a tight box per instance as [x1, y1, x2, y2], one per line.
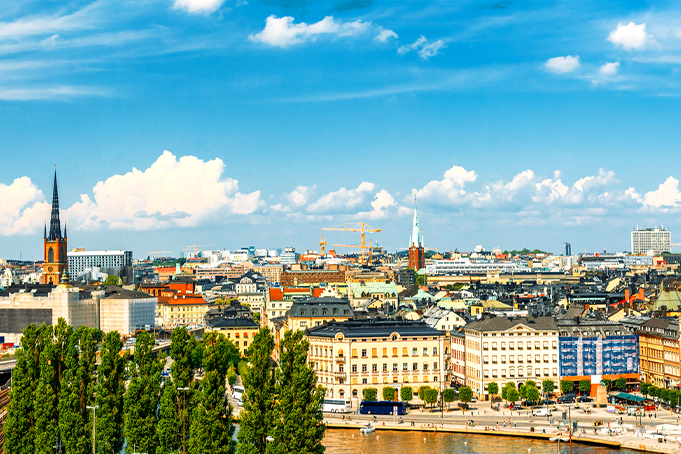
[639, 288, 644, 300]
[625, 289, 630, 302]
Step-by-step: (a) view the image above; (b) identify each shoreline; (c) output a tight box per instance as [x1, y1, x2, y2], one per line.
[325, 423, 681, 453]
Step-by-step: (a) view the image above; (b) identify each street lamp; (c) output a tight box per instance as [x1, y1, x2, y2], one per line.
[178, 387, 190, 454]
[266, 436, 274, 454]
[86, 405, 98, 454]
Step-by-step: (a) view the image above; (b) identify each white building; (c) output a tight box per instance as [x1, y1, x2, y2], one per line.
[280, 247, 299, 265]
[426, 258, 518, 275]
[67, 250, 133, 277]
[631, 227, 672, 255]
[463, 315, 559, 400]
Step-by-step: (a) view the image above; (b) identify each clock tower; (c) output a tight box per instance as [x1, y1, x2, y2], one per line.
[42, 170, 68, 285]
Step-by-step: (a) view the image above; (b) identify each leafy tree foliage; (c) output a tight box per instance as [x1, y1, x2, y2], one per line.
[237, 327, 275, 454]
[157, 381, 180, 454]
[96, 331, 127, 454]
[124, 331, 163, 454]
[34, 325, 60, 454]
[542, 379, 555, 395]
[382, 386, 396, 401]
[560, 380, 573, 395]
[443, 388, 456, 409]
[524, 385, 540, 404]
[171, 326, 199, 388]
[103, 275, 120, 286]
[487, 382, 499, 399]
[270, 330, 326, 454]
[506, 388, 519, 404]
[363, 388, 378, 402]
[400, 386, 413, 403]
[579, 380, 591, 393]
[640, 382, 651, 395]
[458, 387, 473, 408]
[615, 377, 627, 390]
[227, 366, 238, 387]
[501, 382, 516, 402]
[189, 332, 236, 454]
[423, 388, 439, 409]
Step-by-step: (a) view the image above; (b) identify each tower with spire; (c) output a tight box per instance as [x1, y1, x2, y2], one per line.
[42, 169, 68, 285]
[408, 197, 425, 271]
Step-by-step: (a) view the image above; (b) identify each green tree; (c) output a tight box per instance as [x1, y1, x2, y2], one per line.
[418, 386, 431, 402]
[227, 365, 238, 387]
[171, 326, 199, 389]
[458, 387, 473, 408]
[501, 382, 516, 403]
[423, 388, 439, 409]
[415, 273, 427, 286]
[157, 381, 180, 454]
[560, 380, 573, 395]
[443, 388, 456, 409]
[103, 275, 120, 285]
[237, 327, 275, 454]
[487, 382, 499, 400]
[542, 379, 555, 396]
[507, 388, 519, 404]
[603, 379, 612, 391]
[270, 330, 325, 454]
[34, 325, 60, 454]
[363, 388, 378, 402]
[525, 385, 540, 404]
[400, 386, 413, 403]
[96, 331, 127, 454]
[649, 386, 660, 398]
[382, 386, 396, 401]
[188, 332, 236, 454]
[579, 380, 591, 394]
[59, 326, 99, 454]
[640, 382, 651, 396]
[615, 377, 627, 390]
[124, 331, 163, 454]
[5, 324, 42, 454]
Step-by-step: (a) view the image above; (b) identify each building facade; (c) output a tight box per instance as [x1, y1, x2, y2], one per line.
[305, 319, 449, 405]
[206, 316, 260, 357]
[42, 171, 68, 285]
[638, 318, 679, 388]
[463, 315, 559, 400]
[67, 250, 132, 278]
[631, 227, 672, 255]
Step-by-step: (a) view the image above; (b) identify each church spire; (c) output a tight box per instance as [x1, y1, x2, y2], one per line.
[48, 168, 62, 241]
[410, 196, 422, 247]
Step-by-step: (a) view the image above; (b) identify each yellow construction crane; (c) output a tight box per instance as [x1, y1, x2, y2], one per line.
[334, 240, 378, 265]
[319, 236, 328, 256]
[148, 250, 172, 260]
[323, 222, 381, 265]
[183, 244, 217, 256]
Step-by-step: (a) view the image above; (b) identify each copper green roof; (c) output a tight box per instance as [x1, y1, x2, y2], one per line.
[654, 291, 681, 311]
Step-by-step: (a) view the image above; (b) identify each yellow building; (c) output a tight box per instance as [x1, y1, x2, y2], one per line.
[305, 318, 450, 406]
[156, 294, 209, 328]
[205, 317, 260, 357]
[638, 318, 677, 388]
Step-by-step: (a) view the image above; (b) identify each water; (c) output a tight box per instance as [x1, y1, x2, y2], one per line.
[323, 429, 636, 454]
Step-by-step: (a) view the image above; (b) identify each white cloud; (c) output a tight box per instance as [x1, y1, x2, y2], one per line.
[397, 36, 445, 59]
[174, 0, 226, 14]
[643, 177, 681, 208]
[608, 22, 652, 51]
[600, 61, 620, 75]
[365, 189, 396, 219]
[545, 55, 580, 74]
[413, 165, 477, 203]
[249, 15, 371, 47]
[0, 177, 50, 236]
[374, 29, 398, 43]
[307, 182, 375, 213]
[0, 5, 95, 41]
[286, 185, 315, 206]
[64, 150, 263, 230]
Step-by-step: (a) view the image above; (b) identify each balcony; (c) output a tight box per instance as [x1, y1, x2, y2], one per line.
[334, 371, 346, 377]
[444, 353, 451, 359]
[335, 355, 346, 362]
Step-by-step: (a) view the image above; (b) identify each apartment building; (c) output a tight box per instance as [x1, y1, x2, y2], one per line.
[156, 294, 209, 328]
[305, 318, 449, 405]
[205, 316, 260, 357]
[463, 315, 559, 400]
[638, 318, 679, 388]
[284, 297, 354, 331]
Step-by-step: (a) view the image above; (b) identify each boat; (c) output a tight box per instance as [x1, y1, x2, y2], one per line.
[360, 424, 376, 434]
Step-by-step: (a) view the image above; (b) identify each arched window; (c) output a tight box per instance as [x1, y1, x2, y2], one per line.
[352, 389, 358, 398]
[339, 390, 345, 398]
[48, 247, 54, 263]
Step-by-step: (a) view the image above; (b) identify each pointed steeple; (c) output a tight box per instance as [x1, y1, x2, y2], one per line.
[64, 223, 67, 239]
[410, 196, 422, 247]
[44, 222, 47, 239]
[48, 168, 62, 241]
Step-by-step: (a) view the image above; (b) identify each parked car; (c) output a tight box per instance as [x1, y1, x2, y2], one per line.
[509, 403, 521, 410]
[532, 408, 552, 417]
[541, 399, 556, 405]
[558, 394, 576, 404]
[578, 396, 593, 403]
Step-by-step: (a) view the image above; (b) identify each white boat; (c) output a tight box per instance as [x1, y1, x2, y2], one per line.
[360, 424, 376, 434]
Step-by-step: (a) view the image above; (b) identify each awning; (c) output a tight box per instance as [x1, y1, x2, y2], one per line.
[615, 392, 645, 402]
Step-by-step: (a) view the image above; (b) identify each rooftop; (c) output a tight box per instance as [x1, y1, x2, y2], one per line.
[306, 318, 444, 338]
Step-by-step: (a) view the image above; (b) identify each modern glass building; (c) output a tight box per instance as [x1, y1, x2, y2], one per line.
[631, 227, 671, 255]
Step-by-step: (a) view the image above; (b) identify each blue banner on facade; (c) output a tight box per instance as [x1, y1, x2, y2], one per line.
[559, 335, 639, 377]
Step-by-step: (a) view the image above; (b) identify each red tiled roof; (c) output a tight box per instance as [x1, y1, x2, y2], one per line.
[312, 288, 324, 298]
[269, 288, 284, 301]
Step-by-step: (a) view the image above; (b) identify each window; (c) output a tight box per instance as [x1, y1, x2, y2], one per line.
[392, 347, 398, 357]
[412, 347, 418, 356]
[423, 363, 428, 371]
[423, 347, 428, 355]
[362, 349, 367, 358]
[492, 342, 498, 350]
[433, 362, 438, 370]
[403, 363, 408, 371]
[243, 341, 248, 347]
[352, 349, 357, 358]
[501, 355, 506, 364]
[492, 355, 498, 364]
[372, 364, 378, 372]
[403, 347, 408, 356]
[393, 363, 398, 371]
[483, 342, 489, 351]
[352, 365, 357, 372]
[372, 348, 377, 358]
[300, 321, 307, 327]
[509, 341, 515, 350]
[501, 342, 506, 350]
[362, 379, 368, 384]
[413, 363, 418, 371]
[383, 348, 388, 357]
[362, 364, 367, 372]
[433, 346, 438, 355]
[333, 308, 338, 315]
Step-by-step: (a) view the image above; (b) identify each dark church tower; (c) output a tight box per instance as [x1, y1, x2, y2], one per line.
[41, 170, 68, 285]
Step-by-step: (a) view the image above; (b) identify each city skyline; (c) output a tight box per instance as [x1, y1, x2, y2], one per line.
[2, 0, 681, 258]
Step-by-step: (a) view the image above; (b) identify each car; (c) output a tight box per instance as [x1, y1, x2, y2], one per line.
[577, 396, 593, 403]
[541, 399, 556, 405]
[558, 397, 575, 404]
[509, 403, 521, 410]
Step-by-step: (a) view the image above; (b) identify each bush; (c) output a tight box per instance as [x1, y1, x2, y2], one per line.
[400, 386, 413, 403]
[363, 388, 378, 402]
[382, 386, 396, 401]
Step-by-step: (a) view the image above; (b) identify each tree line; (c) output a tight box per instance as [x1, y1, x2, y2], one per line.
[5, 320, 325, 454]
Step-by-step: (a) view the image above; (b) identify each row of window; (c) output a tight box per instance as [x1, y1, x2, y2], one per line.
[483, 354, 557, 364]
[485, 368, 558, 378]
[334, 362, 440, 373]
[348, 347, 439, 358]
[484, 341, 556, 350]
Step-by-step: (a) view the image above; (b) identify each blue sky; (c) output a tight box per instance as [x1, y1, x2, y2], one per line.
[2, 0, 681, 260]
